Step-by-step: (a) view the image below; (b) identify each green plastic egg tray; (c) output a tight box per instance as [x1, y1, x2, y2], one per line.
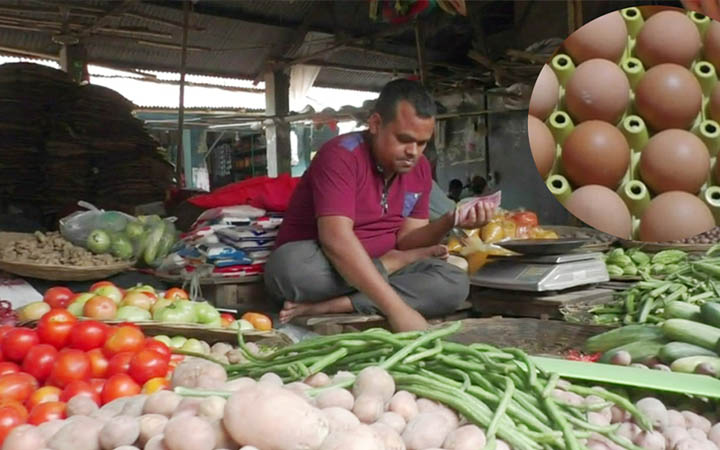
[542, 7, 720, 240]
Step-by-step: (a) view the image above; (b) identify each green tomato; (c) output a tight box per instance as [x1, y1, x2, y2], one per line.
[228, 319, 255, 331]
[194, 301, 220, 324]
[169, 336, 187, 349]
[181, 338, 206, 354]
[175, 300, 196, 313]
[67, 293, 95, 317]
[153, 335, 172, 346]
[151, 298, 174, 319]
[115, 305, 151, 322]
[156, 303, 197, 323]
[204, 317, 223, 329]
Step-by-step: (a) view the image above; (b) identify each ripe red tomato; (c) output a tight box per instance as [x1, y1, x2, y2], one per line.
[0, 400, 27, 422]
[128, 349, 169, 384]
[60, 380, 100, 405]
[1, 328, 38, 362]
[90, 281, 115, 292]
[89, 378, 105, 397]
[103, 325, 144, 357]
[0, 362, 19, 377]
[82, 296, 117, 321]
[106, 352, 134, 377]
[27, 401, 66, 425]
[101, 374, 140, 405]
[164, 287, 189, 300]
[86, 348, 109, 378]
[48, 349, 90, 389]
[68, 321, 108, 351]
[26, 386, 62, 411]
[21, 344, 58, 382]
[0, 372, 37, 403]
[143, 338, 171, 360]
[37, 309, 77, 350]
[509, 211, 539, 228]
[43, 287, 74, 309]
[0, 405, 25, 445]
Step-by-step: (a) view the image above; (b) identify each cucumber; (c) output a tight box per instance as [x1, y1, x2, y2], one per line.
[662, 318, 720, 350]
[143, 223, 166, 266]
[670, 355, 720, 374]
[598, 339, 666, 364]
[700, 302, 720, 328]
[584, 324, 664, 353]
[664, 301, 702, 321]
[658, 342, 718, 364]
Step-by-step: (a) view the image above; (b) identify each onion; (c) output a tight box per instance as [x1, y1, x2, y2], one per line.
[0, 300, 17, 327]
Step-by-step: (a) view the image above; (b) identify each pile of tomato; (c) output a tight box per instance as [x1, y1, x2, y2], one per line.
[0, 309, 182, 443]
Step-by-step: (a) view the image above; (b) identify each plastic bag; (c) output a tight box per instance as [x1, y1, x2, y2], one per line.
[59, 201, 136, 248]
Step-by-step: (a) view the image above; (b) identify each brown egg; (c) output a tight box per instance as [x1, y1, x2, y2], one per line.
[635, 10, 701, 68]
[703, 20, 720, 71]
[563, 11, 628, 63]
[711, 83, 720, 123]
[639, 191, 715, 241]
[565, 59, 630, 124]
[635, 63, 702, 131]
[529, 65, 559, 121]
[562, 120, 630, 189]
[565, 185, 633, 239]
[639, 129, 710, 194]
[528, 115, 556, 179]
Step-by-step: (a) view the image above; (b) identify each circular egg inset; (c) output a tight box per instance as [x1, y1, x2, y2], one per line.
[563, 11, 628, 64]
[565, 59, 630, 125]
[528, 115, 556, 179]
[561, 120, 630, 189]
[635, 10, 701, 68]
[710, 80, 720, 123]
[634, 63, 702, 131]
[529, 65, 559, 121]
[639, 191, 715, 242]
[639, 129, 710, 195]
[703, 20, 720, 71]
[564, 185, 633, 239]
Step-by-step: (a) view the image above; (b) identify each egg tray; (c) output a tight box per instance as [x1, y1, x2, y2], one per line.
[542, 7, 720, 240]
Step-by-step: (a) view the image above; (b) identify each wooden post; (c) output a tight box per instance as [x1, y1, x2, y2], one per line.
[59, 44, 87, 84]
[176, 0, 190, 187]
[414, 21, 427, 85]
[264, 70, 292, 177]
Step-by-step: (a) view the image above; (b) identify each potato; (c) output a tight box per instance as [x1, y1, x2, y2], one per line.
[3, 424, 46, 450]
[99, 415, 140, 450]
[704, 440, 720, 450]
[114, 447, 140, 450]
[378, 412, 406, 435]
[668, 410, 687, 428]
[416, 399, 439, 414]
[223, 383, 330, 450]
[37, 420, 65, 442]
[121, 395, 148, 418]
[552, 389, 584, 406]
[144, 391, 183, 417]
[588, 412, 611, 427]
[198, 396, 226, 421]
[353, 367, 395, 403]
[66, 395, 99, 417]
[305, 372, 331, 388]
[332, 371, 355, 384]
[138, 414, 168, 447]
[226, 349, 246, 364]
[223, 377, 256, 392]
[210, 419, 239, 450]
[433, 403, 459, 431]
[709, 424, 720, 447]
[617, 422, 642, 442]
[171, 398, 204, 419]
[353, 394, 385, 424]
[664, 426, 691, 449]
[259, 372, 283, 387]
[211, 342, 233, 356]
[402, 412, 454, 450]
[322, 407, 360, 433]
[316, 388, 354, 410]
[319, 425, 385, 450]
[163, 416, 215, 450]
[144, 434, 169, 450]
[633, 430, 666, 450]
[390, 391, 418, 423]
[284, 382, 314, 403]
[370, 422, 406, 450]
[244, 342, 260, 355]
[93, 397, 129, 420]
[171, 359, 227, 389]
[689, 429, 709, 441]
[48, 416, 104, 450]
[239, 447, 260, 450]
[611, 406, 631, 424]
[675, 438, 709, 450]
[443, 424, 486, 450]
[683, 412, 712, 434]
[636, 398, 669, 429]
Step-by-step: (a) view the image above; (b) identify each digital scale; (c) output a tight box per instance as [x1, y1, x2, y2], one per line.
[470, 239, 610, 292]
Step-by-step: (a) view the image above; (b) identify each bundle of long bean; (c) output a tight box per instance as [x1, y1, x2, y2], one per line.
[178, 321, 652, 450]
[592, 246, 720, 325]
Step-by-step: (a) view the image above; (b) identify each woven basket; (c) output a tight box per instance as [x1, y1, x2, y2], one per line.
[0, 259, 134, 281]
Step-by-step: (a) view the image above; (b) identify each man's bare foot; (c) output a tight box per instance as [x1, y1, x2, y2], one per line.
[278, 296, 353, 324]
[381, 244, 449, 274]
[387, 307, 429, 332]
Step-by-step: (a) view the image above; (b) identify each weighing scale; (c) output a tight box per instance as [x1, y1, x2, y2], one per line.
[470, 239, 610, 292]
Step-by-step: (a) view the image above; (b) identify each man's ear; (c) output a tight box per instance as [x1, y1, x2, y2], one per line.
[368, 112, 382, 134]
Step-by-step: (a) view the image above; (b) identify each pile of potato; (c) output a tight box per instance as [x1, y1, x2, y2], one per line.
[2, 232, 122, 266]
[5, 357, 720, 450]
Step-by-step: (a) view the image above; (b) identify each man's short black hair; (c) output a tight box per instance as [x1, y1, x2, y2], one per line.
[449, 179, 463, 190]
[374, 79, 437, 123]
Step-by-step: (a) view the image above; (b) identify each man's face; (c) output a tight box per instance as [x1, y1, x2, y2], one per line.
[368, 101, 435, 175]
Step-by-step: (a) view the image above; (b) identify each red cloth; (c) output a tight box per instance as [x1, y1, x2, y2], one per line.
[187, 174, 301, 212]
